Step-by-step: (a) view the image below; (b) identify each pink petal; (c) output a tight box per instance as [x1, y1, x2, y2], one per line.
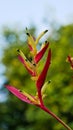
[5, 85, 33, 104]
[36, 49, 51, 91]
[34, 42, 49, 63]
[18, 55, 36, 76]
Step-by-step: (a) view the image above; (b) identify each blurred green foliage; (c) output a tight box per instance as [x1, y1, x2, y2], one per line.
[0, 24, 73, 130]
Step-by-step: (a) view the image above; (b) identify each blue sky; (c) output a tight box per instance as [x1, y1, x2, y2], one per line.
[0, 0, 73, 31]
[0, 0, 73, 50]
[0, 0, 73, 101]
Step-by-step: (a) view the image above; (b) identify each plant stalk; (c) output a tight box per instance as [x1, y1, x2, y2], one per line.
[40, 105, 72, 130]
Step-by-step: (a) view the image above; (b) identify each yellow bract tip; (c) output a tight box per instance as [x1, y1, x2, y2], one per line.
[35, 30, 48, 45]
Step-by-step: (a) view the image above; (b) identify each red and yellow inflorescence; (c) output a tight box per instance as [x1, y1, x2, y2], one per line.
[6, 29, 51, 106]
[5, 29, 72, 130]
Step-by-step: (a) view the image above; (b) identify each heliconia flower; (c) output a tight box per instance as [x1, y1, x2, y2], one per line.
[28, 43, 33, 51]
[5, 85, 40, 105]
[26, 29, 48, 56]
[36, 49, 51, 92]
[17, 49, 36, 76]
[34, 41, 49, 63]
[35, 30, 48, 45]
[5, 29, 72, 130]
[26, 27, 36, 53]
[67, 55, 73, 69]
[26, 32, 37, 55]
[28, 37, 36, 52]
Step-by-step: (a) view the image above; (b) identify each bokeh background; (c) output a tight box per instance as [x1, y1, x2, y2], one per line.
[0, 0, 73, 130]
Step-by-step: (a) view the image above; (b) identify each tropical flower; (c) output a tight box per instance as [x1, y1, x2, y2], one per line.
[6, 29, 51, 106]
[5, 29, 72, 130]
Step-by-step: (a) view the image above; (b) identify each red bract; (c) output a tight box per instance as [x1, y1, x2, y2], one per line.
[5, 85, 32, 104]
[18, 55, 36, 76]
[34, 42, 49, 63]
[36, 49, 51, 91]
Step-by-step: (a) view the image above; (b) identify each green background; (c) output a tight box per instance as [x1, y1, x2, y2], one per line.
[0, 24, 73, 130]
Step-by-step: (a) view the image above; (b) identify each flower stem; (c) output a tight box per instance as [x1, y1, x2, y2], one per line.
[40, 105, 72, 130]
